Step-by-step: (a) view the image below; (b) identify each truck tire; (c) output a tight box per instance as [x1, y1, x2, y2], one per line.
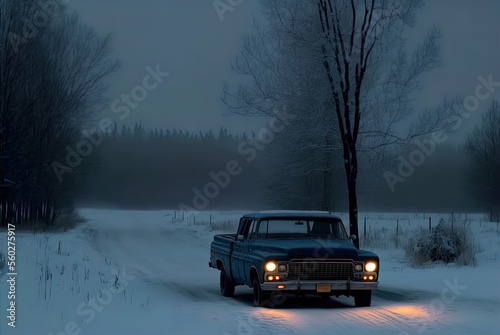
[220, 268, 235, 297]
[252, 277, 270, 307]
[354, 290, 372, 307]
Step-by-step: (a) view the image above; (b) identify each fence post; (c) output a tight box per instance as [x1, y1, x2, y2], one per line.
[428, 217, 431, 232]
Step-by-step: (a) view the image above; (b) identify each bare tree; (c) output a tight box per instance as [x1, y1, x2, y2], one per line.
[0, 0, 37, 227]
[464, 101, 500, 221]
[0, 0, 119, 228]
[317, 0, 446, 247]
[224, 0, 448, 247]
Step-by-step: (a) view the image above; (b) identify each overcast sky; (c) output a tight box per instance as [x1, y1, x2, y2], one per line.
[70, 0, 500, 138]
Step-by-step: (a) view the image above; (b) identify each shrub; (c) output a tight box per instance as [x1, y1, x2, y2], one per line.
[51, 209, 87, 232]
[405, 217, 477, 267]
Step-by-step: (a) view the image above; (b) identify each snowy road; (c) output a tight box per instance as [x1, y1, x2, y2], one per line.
[81, 209, 500, 335]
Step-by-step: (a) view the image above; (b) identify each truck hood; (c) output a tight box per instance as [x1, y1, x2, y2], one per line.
[252, 239, 359, 259]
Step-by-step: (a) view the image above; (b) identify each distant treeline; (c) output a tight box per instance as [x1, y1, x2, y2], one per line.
[80, 124, 267, 210]
[78, 121, 495, 218]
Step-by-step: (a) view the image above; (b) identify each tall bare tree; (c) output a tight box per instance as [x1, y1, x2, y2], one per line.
[224, 0, 447, 247]
[316, 0, 445, 247]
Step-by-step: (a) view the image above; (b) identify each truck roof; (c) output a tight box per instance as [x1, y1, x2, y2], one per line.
[242, 210, 343, 220]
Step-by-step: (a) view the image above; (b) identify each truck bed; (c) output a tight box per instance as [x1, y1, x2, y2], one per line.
[210, 234, 237, 271]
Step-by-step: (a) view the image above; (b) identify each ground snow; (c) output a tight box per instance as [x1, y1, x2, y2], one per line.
[0, 209, 498, 335]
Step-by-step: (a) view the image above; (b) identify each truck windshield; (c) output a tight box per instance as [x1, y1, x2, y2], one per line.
[257, 219, 348, 240]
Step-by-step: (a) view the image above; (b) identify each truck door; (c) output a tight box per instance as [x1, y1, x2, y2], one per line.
[240, 220, 258, 285]
[240, 220, 257, 285]
[230, 218, 252, 283]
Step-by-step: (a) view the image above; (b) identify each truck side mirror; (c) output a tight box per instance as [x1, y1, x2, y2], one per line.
[349, 234, 357, 241]
[237, 234, 244, 241]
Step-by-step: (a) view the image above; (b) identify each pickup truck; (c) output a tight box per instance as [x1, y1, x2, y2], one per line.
[209, 211, 379, 307]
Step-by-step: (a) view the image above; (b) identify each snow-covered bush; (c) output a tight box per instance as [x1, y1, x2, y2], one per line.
[405, 217, 477, 267]
[51, 209, 87, 231]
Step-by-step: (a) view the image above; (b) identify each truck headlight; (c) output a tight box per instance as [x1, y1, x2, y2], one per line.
[365, 261, 377, 272]
[265, 261, 277, 272]
[278, 264, 287, 272]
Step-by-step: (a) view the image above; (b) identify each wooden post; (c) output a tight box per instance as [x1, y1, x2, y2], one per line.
[396, 219, 399, 235]
[364, 217, 366, 237]
[428, 217, 431, 232]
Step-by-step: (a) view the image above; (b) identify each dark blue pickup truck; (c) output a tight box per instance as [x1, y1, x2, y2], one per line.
[209, 211, 379, 307]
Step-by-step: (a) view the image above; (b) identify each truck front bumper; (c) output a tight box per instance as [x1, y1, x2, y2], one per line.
[261, 279, 378, 291]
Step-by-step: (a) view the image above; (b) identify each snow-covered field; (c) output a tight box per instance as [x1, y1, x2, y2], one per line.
[1, 209, 499, 335]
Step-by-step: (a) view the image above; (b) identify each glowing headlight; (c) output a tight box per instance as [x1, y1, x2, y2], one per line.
[265, 261, 277, 272]
[365, 261, 377, 272]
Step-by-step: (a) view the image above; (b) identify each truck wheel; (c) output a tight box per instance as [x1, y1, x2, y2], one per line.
[354, 290, 372, 307]
[252, 277, 270, 307]
[220, 269, 235, 297]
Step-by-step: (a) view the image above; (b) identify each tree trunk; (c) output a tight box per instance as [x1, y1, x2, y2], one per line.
[345, 144, 360, 249]
[347, 175, 359, 249]
[323, 170, 328, 211]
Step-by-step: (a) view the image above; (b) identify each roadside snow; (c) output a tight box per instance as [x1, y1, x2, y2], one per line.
[0, 209, 498, 335]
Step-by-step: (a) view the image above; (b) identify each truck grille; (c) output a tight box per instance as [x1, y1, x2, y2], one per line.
[287, 261, 353, 280]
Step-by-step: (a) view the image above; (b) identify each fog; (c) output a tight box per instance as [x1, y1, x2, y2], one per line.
[69, 0, 499, 215]
[70, 0, 500, 137]
[1, 0, 499, 229]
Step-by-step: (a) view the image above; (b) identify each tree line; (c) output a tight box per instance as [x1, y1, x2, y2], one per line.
[80, 124, 267, 210]
[77, 108, 498, 222]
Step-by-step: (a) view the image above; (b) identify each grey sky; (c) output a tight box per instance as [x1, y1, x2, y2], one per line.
[70, 0, 500, 138]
